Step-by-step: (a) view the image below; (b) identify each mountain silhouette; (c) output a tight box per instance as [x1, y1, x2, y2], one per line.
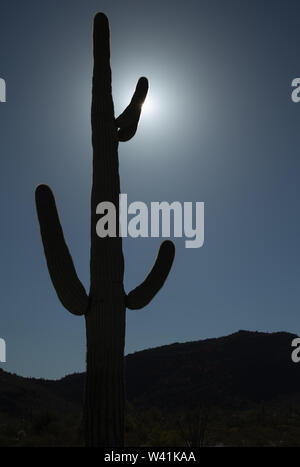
[0, 330, 299, 419]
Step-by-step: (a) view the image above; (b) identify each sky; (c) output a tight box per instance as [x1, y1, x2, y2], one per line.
[0, 0, 299, 379]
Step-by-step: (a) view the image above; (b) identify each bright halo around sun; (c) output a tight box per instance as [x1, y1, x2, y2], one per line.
[141, 95, 154, 115]
[118, 86, 157, 121]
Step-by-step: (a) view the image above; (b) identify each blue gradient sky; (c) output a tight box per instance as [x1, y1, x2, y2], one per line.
[0, 0, 299, 378]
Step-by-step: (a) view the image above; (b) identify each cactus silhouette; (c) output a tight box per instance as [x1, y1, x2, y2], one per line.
[35, 13, 175, 447]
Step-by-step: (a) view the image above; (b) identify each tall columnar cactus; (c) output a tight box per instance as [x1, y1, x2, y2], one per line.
[35, 13, 175, 447]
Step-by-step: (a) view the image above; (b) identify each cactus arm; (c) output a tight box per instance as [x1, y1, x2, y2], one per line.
[125, 240, 175, 310]
[35, 184, 89, 316]
[116, 77, 149, 142]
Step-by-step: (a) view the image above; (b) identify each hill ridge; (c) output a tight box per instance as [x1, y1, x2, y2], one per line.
[0, 330, 299, 418]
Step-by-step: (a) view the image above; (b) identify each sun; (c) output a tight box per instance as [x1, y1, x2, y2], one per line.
[141, 95, 154, 116]
[118, 87, 155, 121]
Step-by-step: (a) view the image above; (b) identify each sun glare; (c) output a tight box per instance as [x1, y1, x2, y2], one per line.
[141, 95, 154, 115]
[118, 87, 158, 123]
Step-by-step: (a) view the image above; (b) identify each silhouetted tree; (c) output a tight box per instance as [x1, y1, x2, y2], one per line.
[35, 13, 175, 447]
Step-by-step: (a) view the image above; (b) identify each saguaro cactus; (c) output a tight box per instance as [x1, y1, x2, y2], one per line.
[35, 13, 175, 447]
